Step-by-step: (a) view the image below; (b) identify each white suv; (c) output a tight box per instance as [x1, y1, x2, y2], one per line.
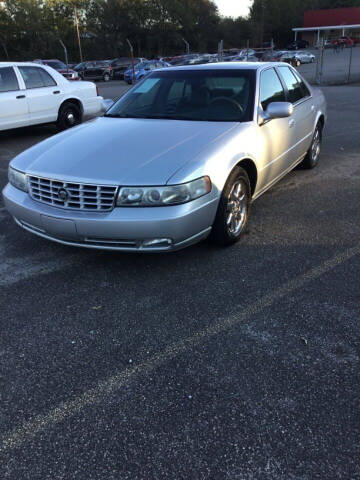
[0, 62, 103, 131]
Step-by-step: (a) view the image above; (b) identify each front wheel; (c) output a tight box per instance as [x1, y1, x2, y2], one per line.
[57, 102, 82, 131]
[210, 167, 251, 246]
[301, 123, 322, 169]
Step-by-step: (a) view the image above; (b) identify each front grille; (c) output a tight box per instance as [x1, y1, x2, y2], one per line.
[28, 176, 117, 211]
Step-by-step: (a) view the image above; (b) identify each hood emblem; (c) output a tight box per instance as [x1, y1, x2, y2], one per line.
[58, 188, 70, 202]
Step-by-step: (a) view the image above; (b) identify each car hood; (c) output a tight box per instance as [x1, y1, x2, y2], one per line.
[12, 117, 237, 185]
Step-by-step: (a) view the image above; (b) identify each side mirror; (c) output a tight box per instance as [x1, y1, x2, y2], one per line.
[259, 102, 293, 125]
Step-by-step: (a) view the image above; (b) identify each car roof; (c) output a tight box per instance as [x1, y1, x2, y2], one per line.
[164, 62, 283, 72]
[0, 61, 46, 67]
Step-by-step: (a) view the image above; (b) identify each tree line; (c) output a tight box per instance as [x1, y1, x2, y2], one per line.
[0, 0, 359, 63]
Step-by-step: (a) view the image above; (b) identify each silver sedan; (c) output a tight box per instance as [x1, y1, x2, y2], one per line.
[3, 63, 326, 252]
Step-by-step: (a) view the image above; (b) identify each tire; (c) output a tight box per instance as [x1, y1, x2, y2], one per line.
[301, 123, 322, 169]
[210, 167, 251, 246]
[57, 102, 82, 131]
[103, 73, 110, 82]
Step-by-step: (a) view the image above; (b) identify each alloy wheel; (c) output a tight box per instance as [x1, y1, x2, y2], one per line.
[311, 128, 321, 164]
[226, 180, 248, 236]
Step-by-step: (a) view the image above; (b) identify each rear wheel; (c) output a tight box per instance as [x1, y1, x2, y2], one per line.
[211, 167, 251, 246]
[103, 73, 110, 82]
[301, 123, 322, 169]
[57, 102, 82, 131]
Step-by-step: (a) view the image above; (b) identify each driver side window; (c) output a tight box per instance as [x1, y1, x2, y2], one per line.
[260, 68, 286, 111]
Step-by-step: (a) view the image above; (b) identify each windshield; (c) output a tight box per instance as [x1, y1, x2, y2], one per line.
[105, 69, 255, 122]
[45, 60, 67, 70]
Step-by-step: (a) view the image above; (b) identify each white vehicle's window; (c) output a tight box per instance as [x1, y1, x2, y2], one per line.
[0, 67, 19, 93]
[105, 69, 256, 122]
[278, 67, 305, 104]
[18, 66, 56, 89]
[259, 68, 286, 110]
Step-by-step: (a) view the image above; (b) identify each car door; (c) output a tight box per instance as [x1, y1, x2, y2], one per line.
[17, 66, 65, 124]
[0, 66, 29, 130]
[91, 62, 104, 79]
[276, 66, 315, 164]
[255, 67, 295, 193]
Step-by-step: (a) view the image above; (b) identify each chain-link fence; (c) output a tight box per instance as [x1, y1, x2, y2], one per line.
[298, 44, 360, 86]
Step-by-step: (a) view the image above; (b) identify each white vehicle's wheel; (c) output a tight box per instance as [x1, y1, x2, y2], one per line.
[57, 102, 82, 131]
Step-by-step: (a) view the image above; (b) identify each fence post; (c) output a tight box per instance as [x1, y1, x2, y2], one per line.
[347, 43, 354, 83]
[316, 39, 325, 85]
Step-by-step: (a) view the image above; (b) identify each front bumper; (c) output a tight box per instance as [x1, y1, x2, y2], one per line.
[3, 184, 218, 252]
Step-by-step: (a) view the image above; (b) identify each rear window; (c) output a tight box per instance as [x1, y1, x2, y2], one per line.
[0, 67, 19, 92]
[18, 66, 56, 89]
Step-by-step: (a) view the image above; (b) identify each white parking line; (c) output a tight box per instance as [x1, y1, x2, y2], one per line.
[0, 243, 359, 453]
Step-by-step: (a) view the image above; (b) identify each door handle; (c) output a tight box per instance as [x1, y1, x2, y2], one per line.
[16, 95, 26, 99]
[289, 119, 295, 128]
[53, 90, 61, 94]
[311, 105, 315, 112]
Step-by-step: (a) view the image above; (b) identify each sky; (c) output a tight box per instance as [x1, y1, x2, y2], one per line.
[214, 0, 252, 18]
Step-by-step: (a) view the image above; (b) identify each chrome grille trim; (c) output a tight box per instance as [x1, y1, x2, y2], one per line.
[28, 176, 117, 211]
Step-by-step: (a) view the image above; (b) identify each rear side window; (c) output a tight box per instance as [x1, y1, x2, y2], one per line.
[292, 69, 311, 98]
[18, 66, 56, 89]
[278, 66, 305, 104]
[39, 68, 57, 87]
[259, 68, 285, 110]
[0, 67, 19, 92]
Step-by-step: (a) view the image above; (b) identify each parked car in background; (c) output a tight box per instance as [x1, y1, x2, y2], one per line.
[279, 51, 301, 67]
[224, 54, 257, 63]
[293, 51, 315, 64]
[124, 60, 170, 84]
[4, 63, 326, 252]
[74, 60, 113, 82]
[110, 57, 147, 80]
[33, 59, 79, 81]
[0, 62, 103, 131]
[287, 40, 309, 50]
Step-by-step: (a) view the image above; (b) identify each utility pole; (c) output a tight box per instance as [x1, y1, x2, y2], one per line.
[260, 0, 265, 47]
[74, 6, 83, 63]
[126, 38, 136, 84]
[59, 39, 69, 71]
[182, 38, 190, 55]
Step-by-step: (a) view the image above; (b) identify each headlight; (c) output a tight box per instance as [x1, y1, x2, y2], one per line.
[117, 176, 211, 207]
[8, 166, 28, 192]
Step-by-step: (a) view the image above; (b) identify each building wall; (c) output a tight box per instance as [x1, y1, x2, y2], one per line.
[304, 7, 360, 28]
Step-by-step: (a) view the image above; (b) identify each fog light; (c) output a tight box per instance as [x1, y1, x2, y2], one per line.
[141, 238, 172, 248]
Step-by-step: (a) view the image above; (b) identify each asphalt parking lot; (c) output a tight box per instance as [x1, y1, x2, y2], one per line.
[0, 81, 360, 479]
